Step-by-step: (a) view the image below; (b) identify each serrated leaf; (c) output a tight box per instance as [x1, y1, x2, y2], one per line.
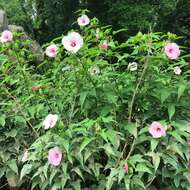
[160, 90, 170, 103]
[136, 163, 152, 174]
[118, 168, 125, 183]
[178, 83, 186, 100]
[20, 164, 32, 180]
[50, 169, 58, 185]
[151, 139, 159, 152]
[168, 104, 175, 120]
[152, 153, 160, 171]
[80, 91, 88, 109]
[7, 159, 18, 174]
[79, 137, 95, 153]
[0, 115, 6, 127]
[124, 176, 130, 190]
[72, 168, 84, 181]
[126, 123, 137, 138]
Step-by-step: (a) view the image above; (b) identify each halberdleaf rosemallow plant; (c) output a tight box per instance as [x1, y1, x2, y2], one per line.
[1, 11, 190, 190]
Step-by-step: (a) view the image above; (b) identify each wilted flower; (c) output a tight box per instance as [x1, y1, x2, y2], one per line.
[43, 114, 58, 130]
[62, 32, 83, 53]
[89, 66, 100, 76]
[174, 66, 182, 75]
[0, 30, 13, 43]
[21, 150, 29, 162]
[45, 44, 58, 57]
[123, 163, 129, 173]
[48, 147, 62, 166]
[128, 62, 138, 71]
[149, 121, 166, 138]
[100, 41, 108, 49]
[77, 15, 90, 26]
[164, 43, 180, 60]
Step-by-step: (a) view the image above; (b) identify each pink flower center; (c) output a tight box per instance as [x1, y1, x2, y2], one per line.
[156, 127, 161, 132]
[169, 48, 173, 53]
[50, 48, 56, 53]
[70, 41, 76, 47]
[4, 35, 9, 39]
[49, 119, 54, 125]
[82, 19, 86, 23]
[54, 153, 59, 159]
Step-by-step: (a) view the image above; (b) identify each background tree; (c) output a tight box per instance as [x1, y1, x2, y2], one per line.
[0, 0, 190, 45]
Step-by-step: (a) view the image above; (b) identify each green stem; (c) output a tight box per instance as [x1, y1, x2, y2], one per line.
[128, 34, 152, 123]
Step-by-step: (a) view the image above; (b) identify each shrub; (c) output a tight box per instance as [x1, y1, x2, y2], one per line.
[1, 15, 190, 190]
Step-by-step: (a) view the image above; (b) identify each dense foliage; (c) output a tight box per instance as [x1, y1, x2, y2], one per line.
[1, 0, 190, 45]
[0, 14, 190, 190]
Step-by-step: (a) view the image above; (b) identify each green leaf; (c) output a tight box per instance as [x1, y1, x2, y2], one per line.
[152, 153, 160, 171]
[80, 91, 88, 108]
[72, 180, 81, 190]
[168, 104, 175, 120]
[126, 123, 137, 138]
[124, 176, 130, 190]
[7, 159, 18, 174]
[136, 163, 152, 174]
[133, 177, 146, 189]
[118, 168, 125, 183]
[5, 129, 17, 138]
[20, 164, 32, 180]
[61, 139, 69, 153]
[50, 169, 58, 185]
[177, 83, 186, 100]
[106, 168, 118, 190]
[0, 167, 5, 178]
[79, 137, 95, 153]
[160, 90, 170, 103]
[151, 139, 159, 152]
[0, 115, 6, 127]
[0, 54, 8, 62]
[72, 168, 84, 181]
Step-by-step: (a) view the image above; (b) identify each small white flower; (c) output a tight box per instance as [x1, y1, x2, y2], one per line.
[21, 150, 29, 162]
[77, 15, 90, 26]
[89, 66, 100, 76]
[62, 32, 84, 53]
[174, 66, 182, 75]
[128, 62, 138, 71]
[43, 114, 58, 130]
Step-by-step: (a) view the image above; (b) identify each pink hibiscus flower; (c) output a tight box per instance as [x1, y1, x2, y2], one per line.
[149, 121, 166, 138]
[43, 114, 58, 130]
[0, 30, 13, 43]
[164, 43, 180, 60]
[77, 15, 90, 26]
[48, 147, 62, 166]
[45, 44, 58, 57]
[62, 32, 83, 53]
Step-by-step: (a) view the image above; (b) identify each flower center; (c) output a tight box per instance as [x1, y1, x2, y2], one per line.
[82, 19, 86, 23]
[70, 41, 76, 47]
[156, 127, 161, 132]
[169, 48, 173, 53]
[49, 119, 54, 125]
[50, 48, 56, 53]
[55, 153, 59, 158]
